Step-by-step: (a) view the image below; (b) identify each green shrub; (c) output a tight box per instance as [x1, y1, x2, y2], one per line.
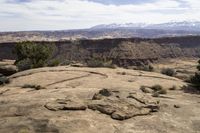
[140, 86, 152, 93]
[151, 84, 167, 95]
[161, 68, 176, 76]
[16, 58, 32, 71]
[134, 64, 154, 72]
[48, 59, 60, 67]
[0, 76, 10, 85]
[148, 64, 154, 72]
[87, 58, 104, 67]
[151, 85, 163, 91]
[152, 92, 160, 97]
[197, 60, 200, 71]
[60, 60, 71, 66]
[142, 64, 154, 72]
[169, 85, 177, 90]
[190, 72, 200, 86]
[103, 60, 117, 68]
[121, 72, 126, 75]
[140, 86, 146, 91]
[87, 58, 115, 68]
[158, 89, 167, 94]
[189, 59, 200, 91]
[14, 42, 54, 71]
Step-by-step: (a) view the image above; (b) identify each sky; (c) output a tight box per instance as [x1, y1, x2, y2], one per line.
[0, 0, 200, 31]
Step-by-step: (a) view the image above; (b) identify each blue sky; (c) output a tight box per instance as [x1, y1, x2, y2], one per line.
[0, 0, 199, 31]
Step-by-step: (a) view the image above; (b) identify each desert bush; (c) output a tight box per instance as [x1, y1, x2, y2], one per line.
[121, 72, 126, 75]
[135, 64, 154, 72]
[22, 84, 46, 90]
[189, 59, 200, 90]
[48, 59, 60, 67]
[0, 76, 10, 85]
[60, 60, 71, 66]
[140, 86, 153, 93]
[148, 64, 154, 72]
[103, 60, 117, 68]
[158, 89, 167, 94]
[190, 72, 200, 86]
[140, 86, 146, 91]
[152, 92, 160, 97]
[151, 85, 163, 91]
[197, 60, 200, 71]
[87, 58, 104, 67]
[87, 58, 115, 68]
[181, 85, 200, 94]
[161, 68, 176, 76]
[16, 58, 32, 71]
[14, 42, 54, 71]
[169, 85, 177, 90]
[142, 64, 154, 72]
[151, 84, 167, 95]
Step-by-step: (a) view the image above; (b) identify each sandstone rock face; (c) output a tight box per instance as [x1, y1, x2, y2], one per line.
[1, 36, 200, 67]
[0, 66, 199, 133]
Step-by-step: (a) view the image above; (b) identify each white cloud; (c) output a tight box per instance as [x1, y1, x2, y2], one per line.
[0, 0, 199, 31]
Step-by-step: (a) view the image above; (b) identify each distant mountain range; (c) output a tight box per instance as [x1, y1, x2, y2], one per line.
[91, 21, 200, 31]
[1, 21, 200, 43]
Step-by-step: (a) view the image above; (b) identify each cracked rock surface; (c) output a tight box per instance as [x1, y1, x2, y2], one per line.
[88, 89, 159, 120]
[45, 89, 160, 121]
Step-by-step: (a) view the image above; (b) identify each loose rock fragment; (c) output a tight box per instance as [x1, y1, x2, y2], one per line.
[45, 99, 87, 111]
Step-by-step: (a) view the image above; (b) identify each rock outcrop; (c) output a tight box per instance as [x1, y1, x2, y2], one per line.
[88, 89, 159, 120]
[45, 89, 160, 121]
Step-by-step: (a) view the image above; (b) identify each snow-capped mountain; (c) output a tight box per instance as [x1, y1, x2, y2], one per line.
[149, 21, 200, 31]
[91, 23, 148, 29]
[91, 21, 200, 31]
